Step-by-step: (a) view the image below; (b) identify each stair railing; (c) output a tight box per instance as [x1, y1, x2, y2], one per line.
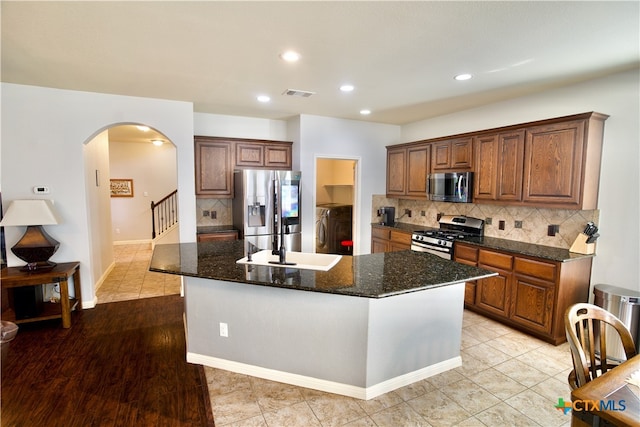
[151, 190, 178, 239]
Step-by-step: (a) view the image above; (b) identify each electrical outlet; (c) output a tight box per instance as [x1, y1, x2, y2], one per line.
[211, 210, 217, 219]
[203, 210, 210, 217]
[219, 322, 228, 337]
[499, 220, 505, 230]
[548, 224, 560, 236]
[485, 217, 492, 225]
[437, 212, 443, 221]
[514, 220, 523, 229]
[420, 210, 426, 216]
[404, 208, 411, 218]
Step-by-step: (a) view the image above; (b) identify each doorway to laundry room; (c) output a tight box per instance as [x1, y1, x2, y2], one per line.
[315, 158, 357, 256]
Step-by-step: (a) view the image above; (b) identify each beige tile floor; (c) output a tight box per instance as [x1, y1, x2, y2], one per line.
[97, 243, 575, 426]
[96, 243, 181, 303]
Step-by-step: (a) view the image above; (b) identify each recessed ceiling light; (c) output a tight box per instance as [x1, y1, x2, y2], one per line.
[340, 84, 354, 92]
[151, 139, 163, 146]
[136, 125, 150, 132]
[360, 109, 371, 115]
[280, 50, 300, 62]
[454, 73, 473, 81]
[257, 95, 271, 103]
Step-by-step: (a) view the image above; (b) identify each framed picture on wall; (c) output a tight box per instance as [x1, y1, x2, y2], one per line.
[110, 179, 134, 197]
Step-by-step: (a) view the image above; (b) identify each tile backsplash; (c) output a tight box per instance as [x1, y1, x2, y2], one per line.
[196, 198, 233, 226]
[372, 195, 599, 249]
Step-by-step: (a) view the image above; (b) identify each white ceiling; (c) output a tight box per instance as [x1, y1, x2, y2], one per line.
[2, 1, 639, 133]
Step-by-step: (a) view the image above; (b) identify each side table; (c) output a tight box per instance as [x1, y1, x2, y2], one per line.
[1, 262, 82, 328]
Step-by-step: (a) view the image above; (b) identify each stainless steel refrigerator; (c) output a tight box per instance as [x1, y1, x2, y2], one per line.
[232, 170, 302, 254]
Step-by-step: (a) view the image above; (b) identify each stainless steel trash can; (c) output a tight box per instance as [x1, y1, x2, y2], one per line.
[593, 284, 640, 361]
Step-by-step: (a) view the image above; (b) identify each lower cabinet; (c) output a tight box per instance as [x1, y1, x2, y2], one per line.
[371, 226, 412, 253]
[454, 242, 592, 345]
[197, 230, 238, 242]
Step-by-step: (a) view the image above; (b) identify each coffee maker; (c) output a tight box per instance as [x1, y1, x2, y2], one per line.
[377, 207, 395, 226]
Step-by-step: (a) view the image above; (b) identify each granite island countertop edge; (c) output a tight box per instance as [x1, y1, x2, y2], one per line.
[149, 240, 496, 299]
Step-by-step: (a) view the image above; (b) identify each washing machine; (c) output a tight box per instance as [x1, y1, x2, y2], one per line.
[316, 203, 353, 255]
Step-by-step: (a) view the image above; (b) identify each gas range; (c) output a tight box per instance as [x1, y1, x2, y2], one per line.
[411, 215, 484, 259]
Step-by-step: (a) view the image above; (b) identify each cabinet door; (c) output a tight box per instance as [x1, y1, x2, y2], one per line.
[523, 120, 585, 206]
[510, 275, 554, 334]
[476, 269, 511, 317]
[371, 238, 389, 253]
[473, 134, 499, 200]
[406, 144, 430, 197]
[451, 138, 473, 169]
[496, 131, 524, 201]
[389, 230, 411, 251]
[454, 243, 479, 305]
[197, 231, 238, 242]
[431, 141, 452, 171]
[264, 145, 292, 169]
[195, 140, 233, 198]
[386, 147, 406, 196]
[236, 143, 264, 168]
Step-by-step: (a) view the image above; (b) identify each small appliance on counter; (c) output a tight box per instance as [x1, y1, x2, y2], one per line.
[377, 206, 395, 226]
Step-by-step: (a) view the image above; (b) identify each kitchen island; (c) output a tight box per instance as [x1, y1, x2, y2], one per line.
[150, 240, 495, 399]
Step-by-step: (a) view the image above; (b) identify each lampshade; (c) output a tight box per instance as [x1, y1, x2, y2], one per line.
[0, 199, 62, 272]
[0, 199, 61, 226]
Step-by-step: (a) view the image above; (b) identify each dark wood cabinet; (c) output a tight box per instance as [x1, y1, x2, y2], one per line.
[236, 141, 292, 169]
[195, 136, 293, 199]
[454, 242, 592, 345]
[197, 230, 238, 242]
[385, 143, 430, 199]
[195, 138, 233, 198]
[371, 225, 411, 253]
[386, 147, 406, 197]
[387, 112, 607, 209]
[522, 116, 605, 209]
[431, 137, 473, 171]
[474, 131, 524, 202]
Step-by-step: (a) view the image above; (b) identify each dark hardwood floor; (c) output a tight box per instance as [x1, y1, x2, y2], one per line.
[1, 295, 215, 427]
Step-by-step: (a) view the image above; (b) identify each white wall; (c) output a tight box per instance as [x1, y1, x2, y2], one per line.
[1, 83, 195, 308]
[297, 115, 401, 254]
[109, 139, 177, 242]
[194, 112, 288, 140]
[83, 130, 113, 287]
[401, 68, 640, 293]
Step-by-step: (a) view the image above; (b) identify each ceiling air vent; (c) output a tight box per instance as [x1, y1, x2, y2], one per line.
[282, 89, 316, 98]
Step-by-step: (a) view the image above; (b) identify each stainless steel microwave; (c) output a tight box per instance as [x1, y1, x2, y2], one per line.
[427, 172, 473, 203]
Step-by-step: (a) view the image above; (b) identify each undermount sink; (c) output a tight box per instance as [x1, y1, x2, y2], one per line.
[236, 250, 342, 271]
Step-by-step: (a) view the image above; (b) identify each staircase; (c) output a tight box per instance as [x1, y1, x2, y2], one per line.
[151, 190, 178, 241]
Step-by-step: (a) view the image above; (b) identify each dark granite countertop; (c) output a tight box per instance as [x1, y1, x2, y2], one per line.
[196, 225, 238, 234]
[149, 240, 495, 298]
[373, 222, 593, 263]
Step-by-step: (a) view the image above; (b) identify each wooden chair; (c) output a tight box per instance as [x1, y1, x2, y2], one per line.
[565, 303, 637, 390]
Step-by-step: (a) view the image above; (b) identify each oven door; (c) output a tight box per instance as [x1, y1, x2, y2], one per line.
[410, 242, 452, 259]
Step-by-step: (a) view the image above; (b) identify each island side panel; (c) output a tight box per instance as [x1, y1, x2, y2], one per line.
[366, 282, 465, 386]
[185, 276, 370, 387]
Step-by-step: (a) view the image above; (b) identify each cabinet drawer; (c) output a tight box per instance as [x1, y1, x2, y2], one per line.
[479, 250, 513, 270]
[371, 227, 391, 240]
[455, 244, 478, 262]
[514, 257, 557, 282]
[390, 230, 411, 244]
[197, 231, 238, 242]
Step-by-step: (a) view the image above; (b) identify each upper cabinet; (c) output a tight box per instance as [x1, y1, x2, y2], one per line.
[474, 131, 524, 202]
[236, 140, 292, 169]
[195, 136, 293, 198]
[195, 137, 233, 198]
[386, 143, 430, 199]
[431, 137, 473, 171]
[387, 112, 608, 209]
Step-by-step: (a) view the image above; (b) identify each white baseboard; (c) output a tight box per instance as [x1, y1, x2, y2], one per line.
[187, 352, 461, 400]
[113, 239, 152, 246]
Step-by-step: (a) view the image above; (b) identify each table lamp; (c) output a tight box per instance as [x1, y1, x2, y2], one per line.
[0, 199, 62, 272]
